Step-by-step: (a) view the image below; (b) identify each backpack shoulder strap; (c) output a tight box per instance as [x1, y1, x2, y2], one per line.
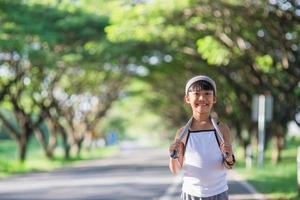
[210, 117, 225, 144]
[176, 116, 193, 145]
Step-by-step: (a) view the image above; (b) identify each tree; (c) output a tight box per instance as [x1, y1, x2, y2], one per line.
[105, 0, 300, 162]
[0, 0, 129, 161]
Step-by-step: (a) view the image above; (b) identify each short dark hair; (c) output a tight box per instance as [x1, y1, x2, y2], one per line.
[187, 80, 215, 95]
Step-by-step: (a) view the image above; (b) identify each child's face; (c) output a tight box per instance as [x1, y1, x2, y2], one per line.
[185, 89, 216, 115]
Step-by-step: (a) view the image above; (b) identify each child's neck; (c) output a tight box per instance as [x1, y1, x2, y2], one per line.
[193, 113, 210, 122]
[191, 113, 213, 130]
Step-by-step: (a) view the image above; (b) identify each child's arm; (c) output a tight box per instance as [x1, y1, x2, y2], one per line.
[169, 128, 185, 174]
[219, 123, 235, 166]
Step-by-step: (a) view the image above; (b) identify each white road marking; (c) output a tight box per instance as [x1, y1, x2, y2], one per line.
[157, 172, 182, 200]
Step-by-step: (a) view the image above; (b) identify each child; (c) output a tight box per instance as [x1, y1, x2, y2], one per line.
[169, 75, 235, 200]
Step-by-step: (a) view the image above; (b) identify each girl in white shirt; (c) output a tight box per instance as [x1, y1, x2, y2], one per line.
[169, 75, 235, 200]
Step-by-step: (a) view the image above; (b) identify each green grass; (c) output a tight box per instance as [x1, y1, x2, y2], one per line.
[0, 139, 119, 178]
[234, 136, 299, 200]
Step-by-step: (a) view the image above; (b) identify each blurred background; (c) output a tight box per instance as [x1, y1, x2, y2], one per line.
[0, 0, 299, 199]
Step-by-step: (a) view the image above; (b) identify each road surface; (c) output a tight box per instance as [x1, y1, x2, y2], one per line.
[0, 145, 266, 200]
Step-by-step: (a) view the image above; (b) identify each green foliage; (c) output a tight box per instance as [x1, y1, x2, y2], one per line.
[255, 55, 274, 73]
[100, 78, 168, 141]
[235, 137, 299, 200]
[105, 0, 189, 42]
[0, 109, 21, 133]
[0, 0, 108, 54]
[104, 0, 300, 147]
[0, 0, 299, 167]
[0, 0, 126, 162]
[197, 36, 231, 66]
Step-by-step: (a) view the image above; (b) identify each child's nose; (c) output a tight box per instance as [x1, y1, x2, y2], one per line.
[198, 94, 204, 100]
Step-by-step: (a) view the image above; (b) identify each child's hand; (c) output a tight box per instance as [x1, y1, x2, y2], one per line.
[169, 139, 182, 156]
[220, 142, 234, 162]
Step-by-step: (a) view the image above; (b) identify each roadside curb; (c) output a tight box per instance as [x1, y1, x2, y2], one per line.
[229, 170, 268, 200]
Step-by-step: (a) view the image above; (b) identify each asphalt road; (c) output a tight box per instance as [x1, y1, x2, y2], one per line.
[0, 144, 265, 200]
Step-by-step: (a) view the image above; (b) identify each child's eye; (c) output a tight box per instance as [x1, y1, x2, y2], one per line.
[190, 92, 200, 95]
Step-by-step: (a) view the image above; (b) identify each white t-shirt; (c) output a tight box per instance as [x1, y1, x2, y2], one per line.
[182, 129, 228, 197]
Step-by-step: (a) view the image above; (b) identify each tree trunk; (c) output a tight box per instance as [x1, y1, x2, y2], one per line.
[58, 125, 70, 160]
[270, 122, 286, 164]
[19, 134, 28, 162]
[34, 126, 57, 159]
[46, 130, 57, 158]
[271, 128, 285, 164]
[75, 137, 84, 157]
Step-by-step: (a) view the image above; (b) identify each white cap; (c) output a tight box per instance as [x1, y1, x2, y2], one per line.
[185, 75, 217, 96]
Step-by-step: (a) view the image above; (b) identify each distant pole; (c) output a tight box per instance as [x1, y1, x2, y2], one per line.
[252, 94, 273, 167]
[258, 95, 266, 167]
[246, 144, 253, 169]
[297, 146, 300, 197]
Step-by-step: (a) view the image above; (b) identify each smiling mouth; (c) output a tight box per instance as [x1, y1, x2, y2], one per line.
[195, 103, 208, 107]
